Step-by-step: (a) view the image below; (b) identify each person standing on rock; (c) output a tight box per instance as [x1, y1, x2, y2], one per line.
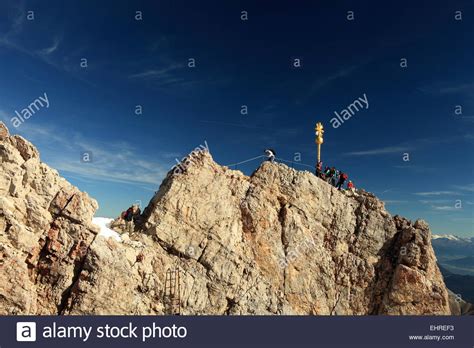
[124, 205, 138, 233]
[264, 149, 276, 163]
[323, 166, 330, 179]
[315, 161, 323, 178]
[132, 205, 142, 228]
[337, 172, 348, 190]
[330, 167, 338, 186]
[347, 180, 355, 192]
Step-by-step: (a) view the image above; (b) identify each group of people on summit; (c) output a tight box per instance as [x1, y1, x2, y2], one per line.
[315, 161, 355, 191]
[264, 149, 355, 192]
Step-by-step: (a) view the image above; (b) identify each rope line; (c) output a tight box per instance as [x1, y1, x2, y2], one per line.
[275, 157, 314, 169]
[224, 155, 265, 167]
[224, 155, 316, 171]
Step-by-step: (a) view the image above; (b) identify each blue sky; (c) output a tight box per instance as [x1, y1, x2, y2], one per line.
[0, 0, 473, 236]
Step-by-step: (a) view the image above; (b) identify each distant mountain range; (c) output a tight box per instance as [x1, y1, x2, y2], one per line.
[432, 234, 474, 243]
[432, 234, 474, 275]
[432, 234, 474, 305]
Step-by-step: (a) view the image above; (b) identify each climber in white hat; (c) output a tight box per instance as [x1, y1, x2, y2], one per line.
[264, 149, 276, 163]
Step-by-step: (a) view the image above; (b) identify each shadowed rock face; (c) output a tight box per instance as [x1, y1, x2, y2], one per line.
[0, 122, 98, 314]
[0, 122, 451, 315]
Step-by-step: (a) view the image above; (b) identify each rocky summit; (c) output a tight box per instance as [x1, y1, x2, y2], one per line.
[0, 122, 452, 315]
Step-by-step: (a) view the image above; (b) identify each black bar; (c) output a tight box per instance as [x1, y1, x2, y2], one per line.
[1, 316, 473, 348]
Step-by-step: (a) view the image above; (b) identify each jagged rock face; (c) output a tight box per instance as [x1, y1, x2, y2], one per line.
[0, 122, 99, 314]
[67, 151, 450, 315]
[0, 122, 451, 315]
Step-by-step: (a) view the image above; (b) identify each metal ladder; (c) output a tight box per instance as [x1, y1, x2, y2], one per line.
[164, 267, 181, 315]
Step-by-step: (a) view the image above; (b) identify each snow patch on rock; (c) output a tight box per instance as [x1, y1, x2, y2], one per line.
[93, 217, 122, 242]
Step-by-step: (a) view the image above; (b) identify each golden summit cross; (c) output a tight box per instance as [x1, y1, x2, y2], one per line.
[315, 122, 324, 163]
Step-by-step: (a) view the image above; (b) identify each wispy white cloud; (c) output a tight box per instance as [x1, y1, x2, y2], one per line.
[438, 83, 474, 94]
[54, 161, 165, 186]
[432, 206, 459, 211]
[392, 165, 437, 173]
[419, 198, 467, 213]
[0, 5, 43, 60]
[419, 199, 452, 204]
[345, 134, 472, 158]
[308, 64, 360, 93]
[295, 64, 363, 104]
[8, 123, 170, 187]
[451, 217, 474, 222]
[344, 146, 411, 156]
[129, 63, 184, 80]
[38, 37, 61, 56]
[160, 152, 182, 159]
[128, 62, 218, 89]
[453, 183, 474, 192]
[5, 118, 70, 144]
[414, 185, 474, 203]
[0, 7, 95, 87]
[199, 120, 269, 130]
[414, 191, 460, 196]
[420, 82, 474, 95]
[0, 2, 25, 43]
[384, 200, 408, 204]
